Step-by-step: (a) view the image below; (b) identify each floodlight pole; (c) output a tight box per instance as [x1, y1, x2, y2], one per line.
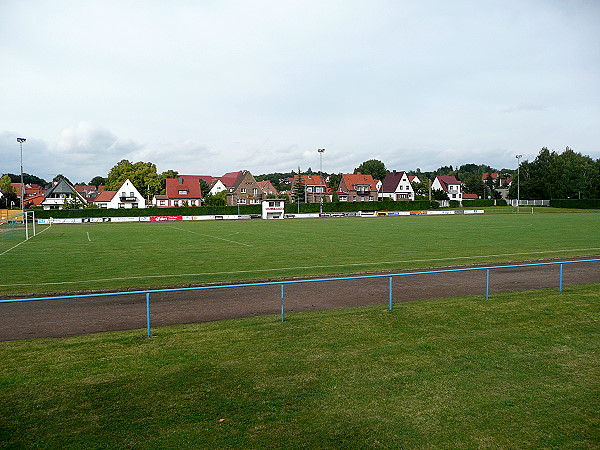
[516, 154, 522, 212]
[318, 148, 325, 212]
[17, 138, 26, 211]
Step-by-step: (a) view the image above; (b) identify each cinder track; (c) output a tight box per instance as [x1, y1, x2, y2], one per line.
[1, 259, 598, 341]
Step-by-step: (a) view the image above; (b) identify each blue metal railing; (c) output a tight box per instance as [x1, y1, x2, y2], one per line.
[1, 258, 599, 338]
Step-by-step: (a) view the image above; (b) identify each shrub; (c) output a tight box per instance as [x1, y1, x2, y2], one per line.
[549, 199, 600, 209]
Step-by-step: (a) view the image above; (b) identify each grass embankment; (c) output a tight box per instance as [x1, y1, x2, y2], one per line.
[1, 284, 598, 448]
[1, 212, 599, 295]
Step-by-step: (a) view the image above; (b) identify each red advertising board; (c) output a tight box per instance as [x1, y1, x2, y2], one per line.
[150, 216, 183, 221]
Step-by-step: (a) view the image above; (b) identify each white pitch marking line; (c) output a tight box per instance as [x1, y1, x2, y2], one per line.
[0, 224, 52, 257]
[86, 232, 92, 242]
[2, 247, 599, 287]
[167, 225, 252, 247]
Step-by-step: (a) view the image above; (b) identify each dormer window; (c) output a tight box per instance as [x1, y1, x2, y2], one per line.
[178, 190, 188, 195]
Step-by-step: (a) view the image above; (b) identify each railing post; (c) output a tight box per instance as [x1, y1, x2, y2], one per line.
[389, 276, 393, 310]
[281, 284, 285, 322]
[485, 269, 490, 300]
[559, 264, 563, 292]
[146, 293, 151, 337]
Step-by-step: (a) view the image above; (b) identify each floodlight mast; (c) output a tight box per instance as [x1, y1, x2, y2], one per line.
[318, 149, 325, 213]
[516, 154, 522, 212]
[17, 138, 26, 211]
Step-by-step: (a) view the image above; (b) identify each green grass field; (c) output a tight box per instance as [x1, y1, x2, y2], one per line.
[1, 212, 600, 295]
[1, 285, 598, 448]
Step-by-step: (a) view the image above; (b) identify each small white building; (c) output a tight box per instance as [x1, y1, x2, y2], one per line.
[262, 199, 285, 219]
[94, 179, 146, 209]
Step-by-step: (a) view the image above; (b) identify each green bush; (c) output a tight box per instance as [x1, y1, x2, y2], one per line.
[549, 199, 600, 209]
[449, 200, 460, 208]
[34, 205, 262, 219]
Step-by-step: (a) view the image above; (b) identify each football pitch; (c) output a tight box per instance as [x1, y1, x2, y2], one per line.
[1, 211, 599, 295]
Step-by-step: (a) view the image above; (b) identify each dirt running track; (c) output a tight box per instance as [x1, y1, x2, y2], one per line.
[1, 259, 599, 341]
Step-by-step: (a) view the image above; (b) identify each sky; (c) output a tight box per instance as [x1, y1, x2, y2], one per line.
[1, 0, 599, 183]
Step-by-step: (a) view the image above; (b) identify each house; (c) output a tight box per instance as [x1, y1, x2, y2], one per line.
[159, 176, 203, 207]
[431, 175, 463, 201]
[463, 193, 479, 200]
[337, 173, 378, 202]
[222, 170, 264, 206]
[380, 171, 415, 201]
[408, 175, 421, 184]
[257, 180, 279, 197]
[75, 184, 105, 203]
[482, 172, 512, 187]
[41, 178, 88, 210]
[293, 174, 330, 203]
[94, 179, 146, 209]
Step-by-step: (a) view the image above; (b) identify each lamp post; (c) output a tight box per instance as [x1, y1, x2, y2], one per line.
[318, 149, 325, 213]
[17, 138, 26, 210]
[516, 154, 522, 212]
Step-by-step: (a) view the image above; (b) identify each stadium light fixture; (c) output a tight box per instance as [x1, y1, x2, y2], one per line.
[17, 138, 26, 210]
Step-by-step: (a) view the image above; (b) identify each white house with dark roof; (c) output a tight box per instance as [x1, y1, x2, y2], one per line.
[379, 171, 414, 201]
[41, 177, 87, 210]
[432, 175, 463, 201]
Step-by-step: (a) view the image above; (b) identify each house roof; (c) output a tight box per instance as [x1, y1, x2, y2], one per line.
[380, 171, 407, 193]
[257, 180, 278, 193]
[434, 176, 461, 192]
[220, 171, 243, 187]
[94, 190, 117, 202]
[25, 194, 45, 206]
[165, 177, 202, 199]
[43, 178, 87, 203]
[340, 173, 378, 191]
[463, 193, 479, 199]
[295, 174, 326, 186]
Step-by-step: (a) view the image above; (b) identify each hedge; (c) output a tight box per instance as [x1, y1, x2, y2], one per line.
[33, 205, 262, 219]
[285, 200, 439, 214]
[461, 199, 508, 207]
[33, 200, 441, 219]
[549, 199, 600, 209]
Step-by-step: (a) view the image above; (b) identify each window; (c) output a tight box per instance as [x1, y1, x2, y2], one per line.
[178, 190, 188, 195]
[252, 188, 258, 195]
[132, 203, 138, 208]
[307, 187, 313, 192]
[130, 192, 134, 197]
[241, 188, 246, 194]
[238, 198, 246, 204]
[159, 200, 166, 206]
[118, 203, 125, 208]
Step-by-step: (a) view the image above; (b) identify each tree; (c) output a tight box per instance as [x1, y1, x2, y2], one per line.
[203, 190, 227, 206]
[292, 171, 305, 203]
[199, 178, 211, 198]
[431, 189, 449, 201]
[354, 159, 386, 181]
[508, 147, 600, 199]
[89, 176, 106, 186]
[53, 174, 73, 185]
[0, 174, 15, 193]
[106, 160, 178, 200]
[411, 179, 431, 200]
[463, 175, 485, 199]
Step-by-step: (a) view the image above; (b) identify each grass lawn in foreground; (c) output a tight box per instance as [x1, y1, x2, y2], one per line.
[0, 284, 598, 448]
[1, 212, 599, 295]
